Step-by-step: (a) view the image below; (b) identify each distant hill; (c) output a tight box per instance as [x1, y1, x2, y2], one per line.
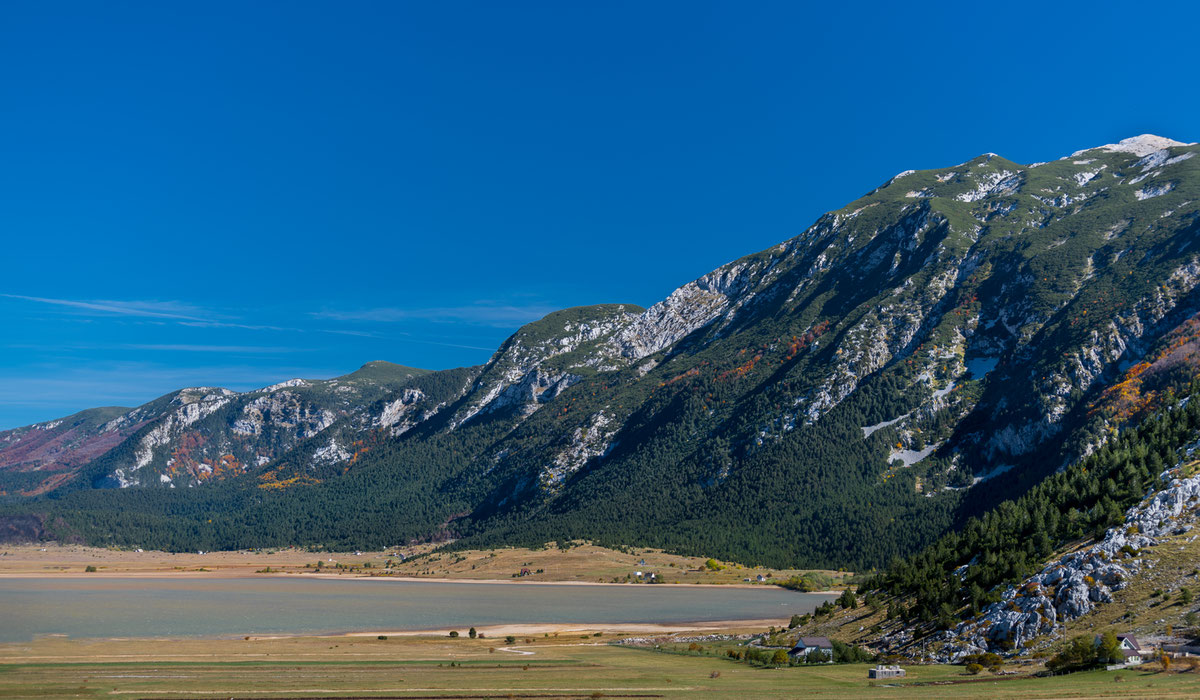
[0, 361, 445, 495]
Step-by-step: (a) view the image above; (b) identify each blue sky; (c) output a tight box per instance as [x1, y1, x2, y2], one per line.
[2, 1, 1197, 429]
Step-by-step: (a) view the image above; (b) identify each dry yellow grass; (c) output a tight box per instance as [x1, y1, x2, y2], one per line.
[0, 542, 848, 587]
[5, 632, 1200, 699]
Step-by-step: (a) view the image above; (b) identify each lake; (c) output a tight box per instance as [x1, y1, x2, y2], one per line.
[0, 577, 836, 642]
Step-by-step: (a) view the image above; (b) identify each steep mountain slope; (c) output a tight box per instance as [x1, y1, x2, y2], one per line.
[446, 133, 1200, 564]
[5, 135, 1200, 570]
[798, 387, 1200, 663]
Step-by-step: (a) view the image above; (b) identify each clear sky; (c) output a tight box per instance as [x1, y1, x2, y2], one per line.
[2, 1, 1197, 429]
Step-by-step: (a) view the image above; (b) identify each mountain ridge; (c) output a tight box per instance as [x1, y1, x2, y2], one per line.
[2, 135, 1198, 573]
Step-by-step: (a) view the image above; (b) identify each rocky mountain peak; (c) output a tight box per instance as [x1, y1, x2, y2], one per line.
[1073, 133, 1193, 158]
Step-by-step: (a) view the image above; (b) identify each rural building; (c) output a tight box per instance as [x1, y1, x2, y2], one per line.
[868, 665, 905, 679]
[1096, 633, 1145, 665]
[789, 636, 833, 661]
[1162, 642, 1200, 657]
[1116, 634, 1145, 665]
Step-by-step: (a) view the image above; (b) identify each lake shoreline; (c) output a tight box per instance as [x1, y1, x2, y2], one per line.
[0, 568, 834, 592]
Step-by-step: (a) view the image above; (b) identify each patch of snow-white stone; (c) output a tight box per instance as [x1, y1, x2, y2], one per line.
[1137, 182, 1176, 200]
[375, 388, 427, 436]
[257, 378, 309, 392]
[312, 438, 352, 467]
[956, 170, 1021, 202]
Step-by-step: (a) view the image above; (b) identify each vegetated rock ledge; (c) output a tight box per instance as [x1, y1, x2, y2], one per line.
[932, 435, 1200, 660]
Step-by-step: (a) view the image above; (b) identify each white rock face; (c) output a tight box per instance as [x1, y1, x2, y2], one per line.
[540, 410, 617, 491]
[1136, 182, 1176, 200]
[375, 388, 428, 436]
[955, 170, 1021, 202]
[1074, 167, 1104, 186]
[311, 438, 352, 467]
[231, 391, 336, 439]
[257, 378, 309, 392]
[611, 261, 771, 361]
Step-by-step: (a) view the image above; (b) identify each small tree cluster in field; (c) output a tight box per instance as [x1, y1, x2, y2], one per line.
[1046, 633, 1121, 673]
[832, 640, 875, 663]
[725, 640, 873, 668]
[961, 652, 1002, 673]
[776, 572, 834, 592]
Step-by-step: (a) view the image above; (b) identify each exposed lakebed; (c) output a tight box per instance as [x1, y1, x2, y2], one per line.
[0, 577, 835, 642]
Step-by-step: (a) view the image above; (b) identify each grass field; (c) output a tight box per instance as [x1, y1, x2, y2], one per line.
[0, 543, 846, 587]
[4, 633, 1200, 699]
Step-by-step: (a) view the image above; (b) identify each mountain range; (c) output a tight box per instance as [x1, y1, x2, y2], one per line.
[3, 134, 1198, 571]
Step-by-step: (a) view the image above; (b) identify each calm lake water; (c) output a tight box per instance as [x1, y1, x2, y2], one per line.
[0, 577, 836, 642]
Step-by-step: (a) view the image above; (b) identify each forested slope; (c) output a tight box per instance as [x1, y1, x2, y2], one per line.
[4, 135, 1200, 572]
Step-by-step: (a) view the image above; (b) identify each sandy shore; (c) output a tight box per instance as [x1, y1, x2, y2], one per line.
[247, 618, 789, 641]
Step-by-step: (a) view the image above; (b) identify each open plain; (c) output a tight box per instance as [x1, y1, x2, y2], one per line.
[6, 632, 1200, 699]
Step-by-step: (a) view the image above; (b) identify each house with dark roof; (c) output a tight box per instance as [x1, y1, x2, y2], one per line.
[1096, 633, 1145, 666]
[789, 636, 833, 662]
[1116, 634, 1145, 665]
